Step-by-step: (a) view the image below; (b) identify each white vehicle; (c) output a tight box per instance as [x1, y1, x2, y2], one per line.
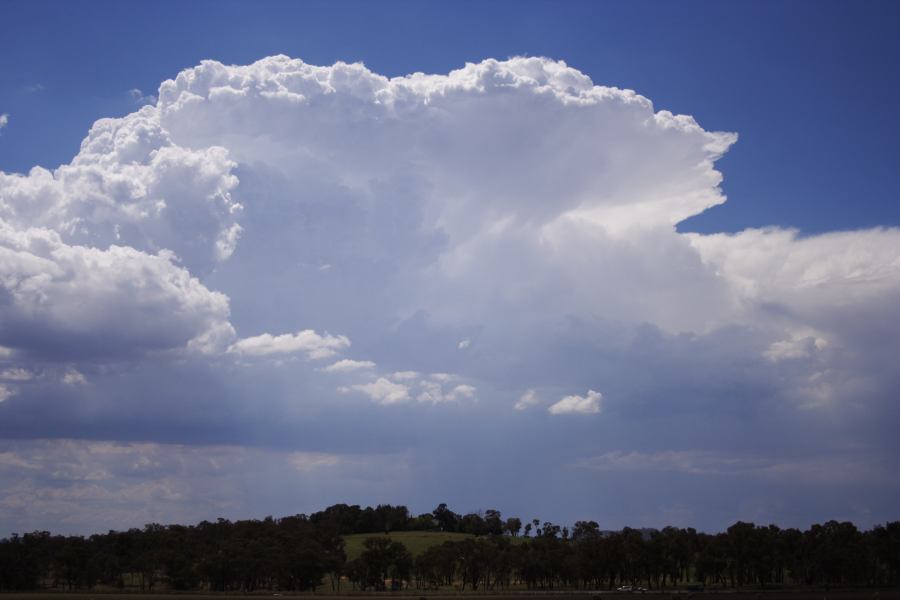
[617, 586, 633, 592]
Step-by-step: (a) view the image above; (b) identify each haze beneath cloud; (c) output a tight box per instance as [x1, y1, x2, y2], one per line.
[1, 56, 898, 534]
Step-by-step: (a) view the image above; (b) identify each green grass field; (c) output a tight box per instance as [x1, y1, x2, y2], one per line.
[343, 531, 474, 560]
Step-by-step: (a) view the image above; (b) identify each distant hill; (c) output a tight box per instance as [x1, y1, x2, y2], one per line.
[343, 530, 474, 560]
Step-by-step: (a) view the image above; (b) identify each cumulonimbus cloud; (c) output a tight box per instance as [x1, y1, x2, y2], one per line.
[0, 55, 899, 532]
[1, 55, 897, 408]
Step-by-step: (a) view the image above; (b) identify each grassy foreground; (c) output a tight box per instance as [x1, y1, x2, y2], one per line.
[2, 592, 900, 598]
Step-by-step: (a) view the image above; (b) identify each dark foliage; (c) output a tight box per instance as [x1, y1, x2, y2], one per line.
[1, 503, 898, 591]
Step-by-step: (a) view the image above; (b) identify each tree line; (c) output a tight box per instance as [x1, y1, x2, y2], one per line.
[1, 503, 898, 591]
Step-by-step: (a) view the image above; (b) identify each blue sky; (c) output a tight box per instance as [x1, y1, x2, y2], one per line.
[0, 1, 899, 535]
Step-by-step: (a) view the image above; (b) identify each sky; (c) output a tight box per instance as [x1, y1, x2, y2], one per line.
[0, 0, 899, 535]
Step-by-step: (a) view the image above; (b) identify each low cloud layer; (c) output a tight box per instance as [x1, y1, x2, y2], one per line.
[0, 56, 898, 532]
[0, 439, 409, 534]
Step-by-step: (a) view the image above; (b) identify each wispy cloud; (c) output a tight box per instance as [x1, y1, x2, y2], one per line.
[573, 450, 894, 485]
[321, 358, 376, 373]
[129, 88, 156, 105]
[514, 389, 539, 410]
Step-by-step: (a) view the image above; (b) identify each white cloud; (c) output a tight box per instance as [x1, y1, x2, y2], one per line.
[514, 389, 539, 410]
[764, 335, 827, 362]
[0, 114, 7, 132]
[0, 385, 13, 403]
[458, 339, 471, 349]
[129, 88, 157, 105]
[448, 384, 476, 401]
[0, 107, 242, 276]
[228, 329, 350, 359]
[0, 223, 232, 360]
[343, 372, 474, 405]
[415, 381, 443, 404]
[321, 358, 375, 373]
[62, 369, 87, 385]
[391, 371, 419, 381]
[548, 390, 602, 415]
[0, 368, 32, 381]
[346, 377, 410, 405]
[430, 372, 455, 382]
[415, 379, 476, 404]
[687, 227, 900, 318]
